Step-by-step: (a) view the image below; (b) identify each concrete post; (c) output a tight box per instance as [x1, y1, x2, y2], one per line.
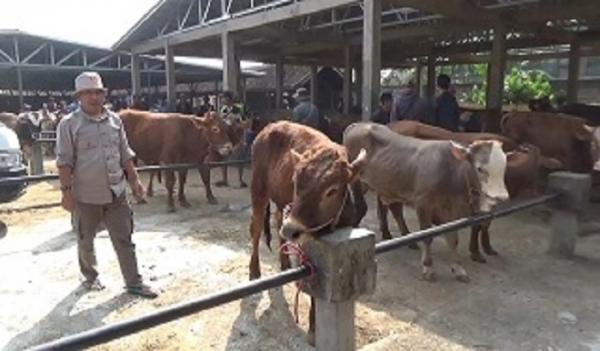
[131, 53, 142, 100]
[275, 57, 284, 110]
[567, 40, 581, 104]
[222, 31, 239, 97]
[165, 43, 176, 112]
[361, 0, 381, 121]
[310, 65, 318, 105]
[343, 46, 352, 114]
[300, 228, 377, 351]
[547, 172, 591, 258]
[30, 141, 44, 175]
[427, 56, 436, 100]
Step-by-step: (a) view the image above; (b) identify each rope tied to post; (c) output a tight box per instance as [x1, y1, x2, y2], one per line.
[280, 241, 315, 324]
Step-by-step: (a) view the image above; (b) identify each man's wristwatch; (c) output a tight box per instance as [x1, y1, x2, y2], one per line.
[60, 185, 72, 192]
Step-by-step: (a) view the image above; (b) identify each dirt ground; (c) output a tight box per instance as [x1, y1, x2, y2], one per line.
[1, 167, 600, 351]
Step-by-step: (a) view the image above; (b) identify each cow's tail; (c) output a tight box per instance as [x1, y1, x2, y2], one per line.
[263, 202, 272, 251]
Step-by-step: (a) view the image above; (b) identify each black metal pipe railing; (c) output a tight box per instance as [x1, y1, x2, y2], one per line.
[0, 159, 251, 186]
[29, 266, 310, 351]
[375, 193, 558, 255]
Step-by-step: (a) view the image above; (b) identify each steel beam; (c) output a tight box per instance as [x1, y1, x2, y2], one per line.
[165, 43, 177, 111]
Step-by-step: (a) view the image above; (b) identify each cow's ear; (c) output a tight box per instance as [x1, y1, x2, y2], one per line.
[450, 141, 470, 161]
[348, 148, 368, 182]
[541, 157, 564, 170]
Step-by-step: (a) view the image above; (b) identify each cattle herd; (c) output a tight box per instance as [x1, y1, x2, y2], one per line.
[1, 102, 600, 345]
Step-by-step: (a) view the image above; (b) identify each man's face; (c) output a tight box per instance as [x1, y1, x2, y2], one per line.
[382, 99, 392, 112]
[78, 90, 106, 114]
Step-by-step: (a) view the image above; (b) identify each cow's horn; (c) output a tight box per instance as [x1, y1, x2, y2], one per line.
[351, 148, 368, 168]
[584, 124, 594, 133]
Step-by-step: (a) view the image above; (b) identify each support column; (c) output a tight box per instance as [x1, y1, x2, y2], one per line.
[415, 63, 423, 98]
[131, 53, 142, 100]
[165, 43, 176, 112]
[310, 65, 318, 105]
[354, 60, 363, 111]
[427, 55, 436, 100]
[13, 37, 23, 108]
[343, 46, 352, 114]
[275, 57, 284, 110]
[547, 172, 590, 258]
[486, 23, 507, 111]
[361, 0, 381, 121]
[222, 31, 239, 97]
[567, 40, 581, 104]
[301, 228, 377, 351]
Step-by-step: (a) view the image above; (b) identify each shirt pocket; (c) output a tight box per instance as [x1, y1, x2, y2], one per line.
[76, 128, 99, 150]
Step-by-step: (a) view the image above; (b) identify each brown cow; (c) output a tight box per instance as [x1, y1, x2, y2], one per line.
[0, 112, 18, 130]
[344, 122, 509, 282]
[501, 112, 600, 173]
[119, 109, 232, 212]
[249, 120, 366, 344]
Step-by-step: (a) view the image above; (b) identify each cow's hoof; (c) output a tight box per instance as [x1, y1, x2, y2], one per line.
[421, 269, 436, 282]
[240, 182, 248, 188]
[215, 181, 228, 187]
[249, 270, 261, 280]
[179, 200, 192, 208]
[167, 206, 177, 213]
[381, 231, 392, 241]
[207, 197, 218, 205]
[484, 248, 499, 256]
[470, 253, 487, 263]
[306, 331, 315, 347]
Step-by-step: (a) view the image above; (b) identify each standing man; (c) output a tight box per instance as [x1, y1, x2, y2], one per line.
[291, 87, 320, 130]
[371, 92, 393, 124]
[434, 74, 460, 132]
[220, 90, 246, 123]
[56, 72, 157, 298]
[390, 80, 435, 125]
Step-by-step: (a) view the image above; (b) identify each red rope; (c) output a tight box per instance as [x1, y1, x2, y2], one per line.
[279, 241, 316, 324]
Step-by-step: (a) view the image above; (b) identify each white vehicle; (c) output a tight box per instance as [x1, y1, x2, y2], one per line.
[0, 122, 27, 203]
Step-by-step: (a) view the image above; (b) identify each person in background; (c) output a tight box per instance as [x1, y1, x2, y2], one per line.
[55, 71, 158, 298]
[434, 74, 460, 132]
[291, 87, 320, 130]
[220, 91, 246, 123]
[390, 80, 434, 125]
[371, 92, 393, 124]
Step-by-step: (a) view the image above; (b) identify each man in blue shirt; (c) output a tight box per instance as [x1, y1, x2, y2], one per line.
[435, 74, 460, 132]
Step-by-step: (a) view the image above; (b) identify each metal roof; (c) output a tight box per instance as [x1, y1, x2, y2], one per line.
[113, 0, 600, 67]
[0, 30, 262, 92]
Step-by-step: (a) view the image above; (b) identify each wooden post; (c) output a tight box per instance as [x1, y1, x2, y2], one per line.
[165, 43, 176, 112]
[222, 31, 239, 97]
[131, 53, 141, 100]
[361, 0, 381, 121]
[310, 65, 318, 105]
[547, 172, 590, 258]
[567, 40, 581, 104]
[343, 46, 352, 114]
[427, 55, 436, 100]
[275, 57, 284, 110]
[486, 23, 507, 111]
[301, 228, 377, 351]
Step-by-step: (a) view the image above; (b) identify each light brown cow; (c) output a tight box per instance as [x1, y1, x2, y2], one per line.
[249, 121, 366, 344]
[119, 109, 232, 212]
[344, 122, 509, 281]
[501, 112, 600, 173]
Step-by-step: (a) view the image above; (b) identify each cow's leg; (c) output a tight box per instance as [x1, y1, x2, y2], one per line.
[215, 166, 229, 187]
[199, 165, 218, 204]
[389, 202, 418, 249]
[238, 166, 247, 188]
[147, 171, 155, 197]
[307, 296, 316, 346]
[275, 208, 291, 271]
[416, 208, 435, 281]
[351, 182, 368, 225]
[481, 221, 498, 256]
[165, 170, 176, 213]
[178, 170, 191, 208]
[249, 194, 268, 280]
[377, 197, 392, 240]
[469, 225, 487, 263]
[445, 231, 470, 282]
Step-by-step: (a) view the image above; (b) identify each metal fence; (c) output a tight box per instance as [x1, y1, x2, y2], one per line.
[28, 190, 564, 351]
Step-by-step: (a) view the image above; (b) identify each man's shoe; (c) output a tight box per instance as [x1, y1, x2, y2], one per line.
[83, 279, 105, 291]
[127, 284, 158, 299]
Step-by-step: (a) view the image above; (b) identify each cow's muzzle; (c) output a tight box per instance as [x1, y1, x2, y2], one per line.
[280, 217, 307, 241]
[217, 142, 233, 157]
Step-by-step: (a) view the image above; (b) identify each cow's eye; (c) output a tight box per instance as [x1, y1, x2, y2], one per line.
[211, 126, 220, 133]
[325, 187, 338, 198]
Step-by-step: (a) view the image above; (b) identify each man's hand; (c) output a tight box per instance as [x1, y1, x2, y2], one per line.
[61, 190, 75, 212]
[129, 178, 145, 202]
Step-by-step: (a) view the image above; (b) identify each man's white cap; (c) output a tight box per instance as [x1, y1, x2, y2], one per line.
[74, 71, 106, 95]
